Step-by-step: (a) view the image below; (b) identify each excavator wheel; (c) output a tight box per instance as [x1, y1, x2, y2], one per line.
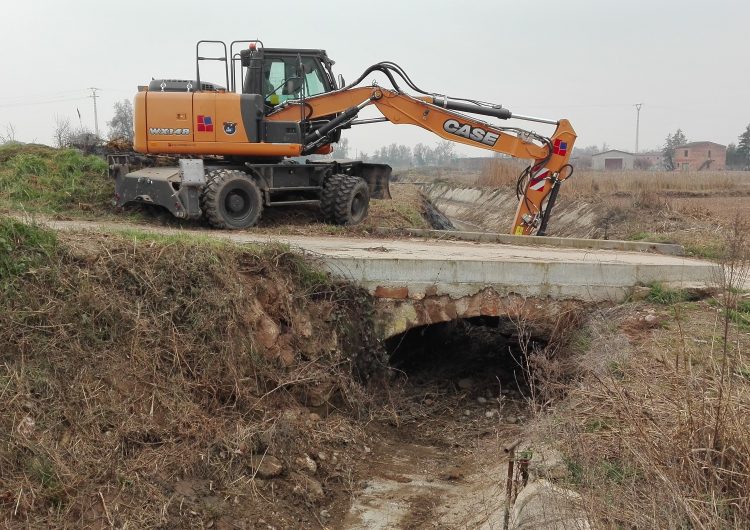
[320, 174, 370, 225]
[201, 169, 263, 229]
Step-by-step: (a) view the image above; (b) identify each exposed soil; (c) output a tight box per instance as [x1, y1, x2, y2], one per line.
[339, 318, 540, 529]
[0, 220, 549, 530]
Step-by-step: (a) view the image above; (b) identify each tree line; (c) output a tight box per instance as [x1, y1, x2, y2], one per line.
[332, 138, 457, 167]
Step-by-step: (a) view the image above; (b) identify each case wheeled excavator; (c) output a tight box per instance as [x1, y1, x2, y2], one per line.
[109, 40, 576, 234]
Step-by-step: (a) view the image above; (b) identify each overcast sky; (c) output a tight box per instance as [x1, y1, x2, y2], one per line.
[1, 0, 747, 157]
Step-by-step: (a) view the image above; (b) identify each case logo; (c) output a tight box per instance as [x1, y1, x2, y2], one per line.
[442, 119, 499, 146]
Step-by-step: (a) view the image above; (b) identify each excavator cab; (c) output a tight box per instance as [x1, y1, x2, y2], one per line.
[215, 41, 339, 108]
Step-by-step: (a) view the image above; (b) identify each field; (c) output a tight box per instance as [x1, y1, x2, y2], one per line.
[2, 145, 750, 528]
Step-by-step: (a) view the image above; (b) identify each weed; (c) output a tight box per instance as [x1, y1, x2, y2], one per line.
[0, 147, 109, 213]
[646, 283, 687, 305]
[0, 217, 56, 283]
[584, 418, 609, 433]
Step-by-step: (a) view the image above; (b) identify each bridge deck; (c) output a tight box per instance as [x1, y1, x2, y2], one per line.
[38, 219, 727, 303]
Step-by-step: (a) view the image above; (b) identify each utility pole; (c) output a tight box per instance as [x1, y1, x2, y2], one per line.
[88, 87, 100, 138]
[634, 103, 643, 153]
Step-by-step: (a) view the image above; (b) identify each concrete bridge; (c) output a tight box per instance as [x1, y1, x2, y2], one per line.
[41, 220, 721, 340]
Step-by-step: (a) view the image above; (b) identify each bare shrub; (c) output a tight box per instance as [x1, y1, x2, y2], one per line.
[551, 221, 750, 528]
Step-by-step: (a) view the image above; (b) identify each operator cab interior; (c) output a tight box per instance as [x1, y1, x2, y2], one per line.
[238, 46, 337, 112]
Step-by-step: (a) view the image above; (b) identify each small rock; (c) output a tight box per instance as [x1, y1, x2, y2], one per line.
[292, 473, 325, 502]
[320, 509, 331, 519]
[16, 415, 35, 436]
[644, 314, 658, 323]
[295, 454, 318, 474]
[316, 452, 327, 461]
[477, 396, 488, 404]
[501, 388, 510, 395]
[485, 410, 496, 418]
[463, 409, 471, 416]
[308, 412, 321, 422]
[364, 445, 371, 454]
[630, 286, 651, 301]
[505, 416, 517, 424]
[424, 398, 434, 406]
[251, 455, 284, 479]
[256, 315, 280, 349]
[457, 378, 474, 390]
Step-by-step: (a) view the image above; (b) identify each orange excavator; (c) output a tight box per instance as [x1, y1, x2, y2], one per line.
[109, 40, 576, 234]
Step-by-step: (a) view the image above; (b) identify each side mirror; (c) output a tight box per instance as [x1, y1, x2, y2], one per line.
[282, 76, 303, 95]
[337, 74, 346, 89]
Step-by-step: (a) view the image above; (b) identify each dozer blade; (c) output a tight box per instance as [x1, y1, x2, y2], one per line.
[359, 163, 392, 199]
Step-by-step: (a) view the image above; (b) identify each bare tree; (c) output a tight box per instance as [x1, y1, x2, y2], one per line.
[107, 99, 134, 141]
[332, 137, 350, 159]
[433, 140, 456, 165]
[53, 116, 73, 148]
[0, 124, 18, 144]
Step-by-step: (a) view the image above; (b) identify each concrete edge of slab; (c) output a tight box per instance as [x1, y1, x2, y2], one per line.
[372, 227, 685, 256]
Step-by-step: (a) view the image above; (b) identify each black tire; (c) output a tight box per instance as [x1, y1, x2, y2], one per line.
[320, 173, 345, 222]
[201, 169, 263, 229]
[321, 174, 370, 225]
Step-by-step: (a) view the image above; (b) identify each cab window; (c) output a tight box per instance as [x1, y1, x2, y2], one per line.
[302, 58, 326, 96]
[263, 57, 327, 105]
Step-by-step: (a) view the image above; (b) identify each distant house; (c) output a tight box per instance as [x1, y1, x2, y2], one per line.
[635, 151, 664, 170]
[591, 149, 635, 171]
[673, 141, 726, 171]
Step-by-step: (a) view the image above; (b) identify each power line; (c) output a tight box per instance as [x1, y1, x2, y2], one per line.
[88, 87, 101, 138]
[635, 103, 643, 153]
[0, 96, 89, 108]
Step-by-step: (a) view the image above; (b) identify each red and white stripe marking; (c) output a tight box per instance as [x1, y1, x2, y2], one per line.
[529, 168, 550, 191]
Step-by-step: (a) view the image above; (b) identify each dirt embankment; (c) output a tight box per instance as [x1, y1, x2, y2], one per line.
[420, 182, 601, 238]
[0, 218, 545, 529]
[0, 217, 387, 528]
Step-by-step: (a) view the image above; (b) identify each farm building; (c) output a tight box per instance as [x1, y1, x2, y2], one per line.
[635, 151, 665, 170]
[673, 142, 726, 171]
[591, 149, 635, 170]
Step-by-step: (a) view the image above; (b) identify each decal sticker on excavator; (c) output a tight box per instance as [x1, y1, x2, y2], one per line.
[442, 119, 499, 146]
[529, 168, 549, 191]
[197, 115, 214, 132]
[223, 122, 237, 135]
[148, 128, 190, 135]
[552, 139, 568, 155]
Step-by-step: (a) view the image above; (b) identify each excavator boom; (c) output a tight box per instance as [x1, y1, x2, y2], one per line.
[267, 86, 577, 235]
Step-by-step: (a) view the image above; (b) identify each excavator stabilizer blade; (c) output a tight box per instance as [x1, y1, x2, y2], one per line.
[359, 163, 392, 199]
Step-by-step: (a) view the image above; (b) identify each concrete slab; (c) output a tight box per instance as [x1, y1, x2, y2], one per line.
[372, 227, 685, 256]
[35, 219, 724, 303]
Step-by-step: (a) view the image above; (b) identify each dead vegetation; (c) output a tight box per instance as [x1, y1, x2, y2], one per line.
[0, 216, 388, 528]
[526, 217, 750, 528]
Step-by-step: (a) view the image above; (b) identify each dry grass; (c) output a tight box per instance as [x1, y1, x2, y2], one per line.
[532, 219, 750, 528]
[474, 158, 527, 188]
[474, 158, 750, 198]
[0, 217, 386, 528]
[562, 170, 750, 199]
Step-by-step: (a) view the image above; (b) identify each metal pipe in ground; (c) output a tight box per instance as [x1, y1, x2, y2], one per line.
[503, 438, 523, 530]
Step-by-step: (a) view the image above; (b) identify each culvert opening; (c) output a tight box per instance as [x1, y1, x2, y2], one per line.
[385, 316, 549, 398]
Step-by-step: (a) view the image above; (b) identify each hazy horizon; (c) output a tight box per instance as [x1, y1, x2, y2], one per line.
[1, 0, 747, 157]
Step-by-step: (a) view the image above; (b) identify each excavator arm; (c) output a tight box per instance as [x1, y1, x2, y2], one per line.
[267, 85, 576, 235]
